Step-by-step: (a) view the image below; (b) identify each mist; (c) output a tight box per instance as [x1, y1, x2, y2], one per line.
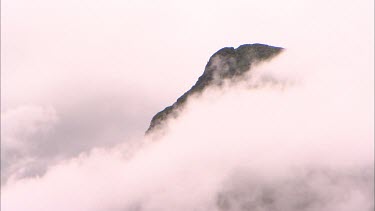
[1, 0, 373, 210]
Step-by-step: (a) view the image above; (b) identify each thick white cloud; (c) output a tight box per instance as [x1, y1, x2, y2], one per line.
[2, 47, 373, 210]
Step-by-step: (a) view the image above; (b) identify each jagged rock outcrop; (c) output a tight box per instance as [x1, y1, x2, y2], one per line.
[146, 43, 283, 134]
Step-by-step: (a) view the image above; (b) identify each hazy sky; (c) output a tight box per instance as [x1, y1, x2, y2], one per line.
[1, 0, 374, 210]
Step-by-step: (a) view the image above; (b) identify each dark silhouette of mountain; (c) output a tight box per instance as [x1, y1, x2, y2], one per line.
[146, 43, 283, 134]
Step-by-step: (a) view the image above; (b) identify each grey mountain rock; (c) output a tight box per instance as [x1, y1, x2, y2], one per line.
[146, 43, 283, 134]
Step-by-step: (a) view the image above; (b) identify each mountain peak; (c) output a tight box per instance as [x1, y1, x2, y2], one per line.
[146, 43, 283, 134]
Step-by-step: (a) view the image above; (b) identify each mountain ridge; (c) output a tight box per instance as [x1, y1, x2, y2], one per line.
[146, 43, 284, 134]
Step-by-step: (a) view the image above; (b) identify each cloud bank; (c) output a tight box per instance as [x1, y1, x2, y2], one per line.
[2, 47, 373, 210]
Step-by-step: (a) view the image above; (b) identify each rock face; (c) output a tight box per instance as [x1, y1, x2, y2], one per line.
[146, 43, 283, 134]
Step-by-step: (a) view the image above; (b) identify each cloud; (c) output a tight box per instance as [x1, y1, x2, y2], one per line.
[2, 46, 373, 210]
[1, 105, 58, 184]
[2, 105, 58, 149]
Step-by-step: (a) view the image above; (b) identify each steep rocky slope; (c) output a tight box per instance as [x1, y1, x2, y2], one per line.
[146, 43, 283, 134]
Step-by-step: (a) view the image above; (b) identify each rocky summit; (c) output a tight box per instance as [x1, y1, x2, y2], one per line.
[146, 43, 284, 134]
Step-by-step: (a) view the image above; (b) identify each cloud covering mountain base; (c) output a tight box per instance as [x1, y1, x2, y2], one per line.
[2, 48, 373, 211]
